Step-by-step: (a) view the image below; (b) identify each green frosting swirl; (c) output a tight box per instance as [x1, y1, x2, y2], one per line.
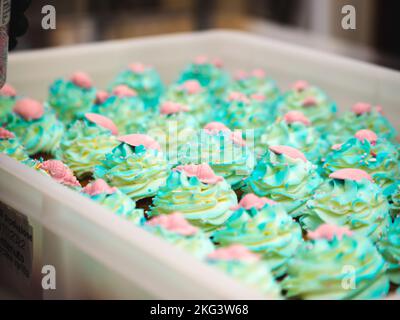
[282, 235, 390, 299]
[230, 75, 280, 102]
[94, 143, 169, 201]
[390, 183, 400, 217]
[0, 137, 29, 162]
[300, 178, 391, 242]
[0, 96, 16, 124]
[150, 171, 237, 231]
[212, 202, 303, 277]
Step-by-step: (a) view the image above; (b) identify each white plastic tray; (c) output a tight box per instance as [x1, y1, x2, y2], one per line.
[1, 30, 399, 299]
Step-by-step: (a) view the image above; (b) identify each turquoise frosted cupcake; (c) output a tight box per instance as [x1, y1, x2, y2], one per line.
[0, 84, 17, 123]
[150, 164, 237, 231]
[110, 62, 163, 109]
[323, 130, 399, 196]
[48, 71, 96, 124]
[37, 159, 81, 189]
[81, 179, 144, 225]
[178, 122, 255, 189]
[300, 169, 391, 242]
[377, 218, 400, 284]
[94, 134, 169, 201]
[207, 245, 282, 299]
[92, 85, 150, 134]
[0, 127, 29, 161]
[282, 224, 389, 300]
[244, 146, 322, 215]
[212, 193, 302, 277]
[56, 113, 120, 178]
[276, 80, 337, 131]
[6, 98, 64, 155]
[145, 212, 215, 259]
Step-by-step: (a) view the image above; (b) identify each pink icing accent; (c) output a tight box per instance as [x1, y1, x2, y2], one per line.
[283, 111, 311, 126]
[308, 224, 353, 241]
[250, 93, 266, 102]
[0, 84, 17, 97]
[351, 102, 372, 115]
[251, 69, 266, 78]
[194, 55, 208, 65]
[179, 80, 202, 94]
[302, 97, 318, 107]
[39, 160, 81, 187]
[13, 98, 44, 120]
[129, 63, 146, 73]
[230, 131, 246, 147]
[329, 168, 374, 183]
[71, 72, 92, 89]
[234, 70, 248, 80]
[212, 58, 223, 68]
[355, 129, 378, 145]
[0, 127, 15, 139]
[207, 244, 260, 262]
[230, 193, 276, 211]
[82, 179, 117, 196]
[112, 85, 137, 97]
[293, 80, 309, 91]
[331, 143, 343, 151]
[95, 90, 109, 104]
[85, 113, 118, 135]
[160, 101, 189, 115]
[228, 91, 249, 104]
[269, 145, 307, 162]
[146, 212, 198, 236]
[174, 164, 223, 184]
[375, 105, 383, 114]
[203, 122, 230, 134]
[118, 134, 161, 151]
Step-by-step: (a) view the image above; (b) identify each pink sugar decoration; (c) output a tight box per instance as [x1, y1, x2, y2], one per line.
[351, 102, 372, 115]
[71, 72, 92, 89]
[208, 244, 260, 262]
[160, 101, 189, 115]
[85, 113, 118, 135]
[250, 93, 266, 102]
[355, 129, 378, 145]
[129, 63, 146, 74]
[0, 127, 15, 139]
[375, 105, 383, 114]
[179, 80, 202, 94]
[308, 224, 353, 241]
[112, 85, 137, 97]
[174, 164, 223, 184]
[234, 70, 248, 80]
[230, 193, 276, 211]
[118, 134, 161, 151]
[95, 90, 109, 104]
[302, 96, 318, 107]
[203, 122, 230, 134]
[39, 160, 81, 187]
[212, 58, 223, 68]
[194, 55, 208, 65]
[283, 111, 311, 126]
[82, 179, 117, 196]
[230, 131, 246, 147]
[269, 145, 307, 162]
[329, 168, 374, 183]
[228, 91, 249, 104]
[13, 98, 44, 120]
[293, 80, 309, 91]
[251, 68, 266, 78]
[147, 212, 198, 236]
[0, 83, 17, 97]
[331, 143, 343, 151]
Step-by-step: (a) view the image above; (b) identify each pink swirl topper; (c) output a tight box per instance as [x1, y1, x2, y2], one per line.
[160, 101, 189, 115]
[228, 91, 249, 104]
[112, 85, 137, 97]
[354, 129, 378, 145]
[82, 179, 117, 196]
[0, 127, 15, 139]
[71, 71, 93, 89]
[251, 68, 266, 79]
[250, 93, 266, 102]
[39, 160, 81, 187]
[231, 193, 276, 211]
[95, 90, 109, 104]
[207, 244, 260, 262]
[0, 83, 17, 97]
[293, 80, 309, 92]
[351, 102, 372, 115]
[194, 55, 208, 65]
[85, 113, 118, 135]
[146, 212, 198, 236]
[308, 224, 353, 241]
[331, 143, 343, 151]
[269, 145, 307, 162]
[174, 164, 223, 184]
[179, 80, 203, 94]
[13, 98, 44, 120]
[118, 134, 161, 151]
[203, 122, 230, 134]
[129, 62, 147, 74]
[329, 168, 374, 183]
[283, 111, 311, 126]
[302, 96, 318, 107]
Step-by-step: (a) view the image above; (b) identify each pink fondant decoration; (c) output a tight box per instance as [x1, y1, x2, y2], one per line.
[207, 244, 260, 262]
[212, 58, 223, 68]
[112, 85, 137, 97]
[71, 72, 92, 89]
[39, 160, 81, 187]
[85, 113, 119, 135]
[331, 143, 343, 151]
[228, 91, 249, 104]
[355, 129, 378, 145]
[95, 90, 109, 104]
[203, 122, 230, 134]
[194, 55, 208, 65]
[174, 164, 223, 184]
[146, 212, 198, 236]
[82, 179, 117, 196]
[269, 145, 307, 162]
[0, 127, 15, 139]
[251, 68, 266, 78]
[230, 193, 276, 211]
[293, 80, 309, 91]
[0, 83, 16, 97]
[351, 102, 372, 115]
[234, 70, 248, 80]
[302, 96, 318, 107]
[375, 105, 383, 114]
[283, 111, 311, 126]
[250, 93, 266, 102]
[129, 62, 146, 73]
[160, 101, 189, 115]
[329, 168, 374, 183]
[13, 98, 44, 120]
[230, 131, 246, 147]
[179, 80, 202, 94]
[118, 134, 161, 151]
[308, 224, 353, 241]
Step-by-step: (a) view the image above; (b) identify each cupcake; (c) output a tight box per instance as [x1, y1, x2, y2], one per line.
[91, 85, 150, 134]
[300, 169, 391, 242]
[207, 245, 282, 299]
[110, 62, 163, 109]
[0, 84, 17, 123]
[282, 224, 389, 300]
[244, 146, 322, 215]
[377, 217, 400, 284]
[323, 130, 399, 196]
[55, 113, 120, 178]
[149, 164, 238, 231]
[145, 212, 214, 259]
[177, 122, 255, 189]
[6, 98, 64, 155]
[0, 127, 29, 161]
[276, 80, 337, 131]
[81, 179, 145, 225]
[37, 159, 81, 189]
[48, 71, 96, 124]
[212, 193, 303, 277]
[94, 134, 169, 201]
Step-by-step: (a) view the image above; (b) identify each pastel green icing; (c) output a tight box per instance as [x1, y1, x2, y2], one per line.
[212, 202, 303, 277]
[390, 183, 400, 217]
[300, 178, 391, 242]
[0, 137, 29, 162]
[94, 143, 169, 201]
[0, 96, 16, 123]
[282, 235, 389, 299]
[230, 75, 280, 102]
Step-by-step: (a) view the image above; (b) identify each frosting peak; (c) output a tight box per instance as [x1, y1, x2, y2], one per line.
[118, 134, 161, 151]
[85, 113, 119, 135]
[160, 101, 189, 115]
[329, 168, 374, 182]
[174, 164, 223, 184]
[0, 127, 15, 139]
[208, 244, 260, 262]
[283, 111, 311, 126]
[0, 84, 16, 97]
[269, 145, 307, 162]
[231, 193, 276, 210]
[147, 212, 199, 236]
[112, 85, 137, 97]
[82, 179, 117, 196]
[13, 98, 44, 120]
[308, 224, 353, 241]
[71, 72, 92, 89]
[355, 129, 377, 144]
[39, 160, 81, 187]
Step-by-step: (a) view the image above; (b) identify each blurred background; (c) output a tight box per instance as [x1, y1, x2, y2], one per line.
[14, 0, 400, 70]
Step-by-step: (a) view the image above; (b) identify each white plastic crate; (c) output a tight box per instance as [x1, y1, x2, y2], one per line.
[1, 30, 399, 299]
